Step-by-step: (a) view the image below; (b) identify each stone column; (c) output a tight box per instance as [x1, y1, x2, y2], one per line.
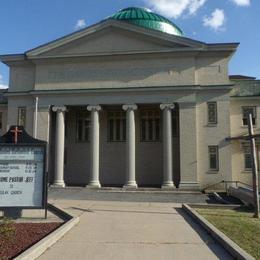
[123, 104, 138, 188]
[52, 106, 66, 187]
[87, 105, 101, 188]
[160, 103, 175, 188]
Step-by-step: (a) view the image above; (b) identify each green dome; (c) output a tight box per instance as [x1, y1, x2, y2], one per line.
[109, 7, 183, 36]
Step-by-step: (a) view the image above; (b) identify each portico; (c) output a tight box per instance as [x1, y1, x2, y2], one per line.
[51, 101, 181, 189]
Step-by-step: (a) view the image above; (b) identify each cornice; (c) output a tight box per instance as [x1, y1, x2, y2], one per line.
[5, 84, 233, 97]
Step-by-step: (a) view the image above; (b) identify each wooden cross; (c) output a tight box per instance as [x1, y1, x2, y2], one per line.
[227, 114, 259, 218]
[10, 126, 23, 144]
[247, 114, 260, 218]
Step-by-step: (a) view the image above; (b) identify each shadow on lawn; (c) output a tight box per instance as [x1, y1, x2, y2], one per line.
[198, 205, 255, 218]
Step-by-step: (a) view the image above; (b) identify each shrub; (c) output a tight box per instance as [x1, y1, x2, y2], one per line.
[0, 218, 15, 241]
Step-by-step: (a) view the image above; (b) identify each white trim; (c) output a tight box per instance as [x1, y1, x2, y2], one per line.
[5, 84, 233, 97]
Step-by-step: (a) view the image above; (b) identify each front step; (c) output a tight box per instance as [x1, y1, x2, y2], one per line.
[93, 187, 202, 194]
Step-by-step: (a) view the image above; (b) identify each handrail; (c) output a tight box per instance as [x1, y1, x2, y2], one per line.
[202, 180, 225, 192]
[202, 180, 252, 193]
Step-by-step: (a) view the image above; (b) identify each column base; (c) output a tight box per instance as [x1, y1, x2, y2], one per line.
[123, 181, 137, 189]
[87, 181, 101, 189]
[52, 181, 65, 188]
[178, 182, 200, 191]
[161, 181, 174, 189]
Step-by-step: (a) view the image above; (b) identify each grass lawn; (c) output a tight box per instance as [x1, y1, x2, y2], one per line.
[196, 207, 260, 260]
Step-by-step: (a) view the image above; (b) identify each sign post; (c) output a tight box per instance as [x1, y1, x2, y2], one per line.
[247, 114, 260, 218]
[0, 126, 47, 219]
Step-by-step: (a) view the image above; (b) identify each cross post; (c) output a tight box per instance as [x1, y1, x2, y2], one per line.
[10, 126, 23, 144]
[247, 113, 260, 218]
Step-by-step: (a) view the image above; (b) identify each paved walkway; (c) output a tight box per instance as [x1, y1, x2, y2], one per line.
[38, 197, 232, 259]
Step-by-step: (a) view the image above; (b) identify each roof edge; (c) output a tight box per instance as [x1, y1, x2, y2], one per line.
[0, 54, 25, 64]
[207, 43, 240, 51]
[23, 19, 208, 57]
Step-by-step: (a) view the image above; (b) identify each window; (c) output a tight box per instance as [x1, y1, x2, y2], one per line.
[172, 108, 179, 137]
[208, 146, 219, 171]
[0, 112, 2, 130]
[64, 147, 67, 166]
[244, 147, 252, 170]
[65, 115, 69, 139]
[242, 106, 256, 126]
[243, 145, 260, 171]
[18, 107, 26, 127]
[140, 110, 160, 142]
[76, 111, 90, 142]
[207, 102, 217, 124]
[108, 111, 126, 142]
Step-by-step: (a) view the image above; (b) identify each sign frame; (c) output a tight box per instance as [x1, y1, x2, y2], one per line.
[0, 126, 48, 212]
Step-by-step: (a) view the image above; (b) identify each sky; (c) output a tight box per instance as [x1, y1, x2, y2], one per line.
[0, 0, 259, 88]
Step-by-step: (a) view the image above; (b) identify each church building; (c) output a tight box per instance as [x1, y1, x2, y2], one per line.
[1, 7, 259, 190]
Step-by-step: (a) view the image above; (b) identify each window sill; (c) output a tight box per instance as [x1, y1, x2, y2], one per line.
[241, 170, 260, 173]
[140, 141, 162, 144]
[107, 141, 126, 143]
[207, 170, 219, 174]
[241, 170, 253, 174]
[207, 124, 217, 127]
[241, 125, 257, 129]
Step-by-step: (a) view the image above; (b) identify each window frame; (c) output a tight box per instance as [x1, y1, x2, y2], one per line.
[208, 146, 219, 171]
[243, 145, 260, 171]
[242, 106, 256, 126]
[17, 107, 26, 127]
[107, 110, 126, 142]
[172, 108, 179, 137]
[244, 152, 252, 171]
[207, 102, 218, 125]
[0, 112, 2, 130]
[76, 110, 91, 143]
[140, 109, 161, 142]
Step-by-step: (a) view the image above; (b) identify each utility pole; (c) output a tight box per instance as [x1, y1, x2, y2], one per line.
[247, 113, 260, 218]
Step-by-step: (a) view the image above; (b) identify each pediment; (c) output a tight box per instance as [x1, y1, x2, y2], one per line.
[38, 27, 189, 57]
[26, 20, 206, 58]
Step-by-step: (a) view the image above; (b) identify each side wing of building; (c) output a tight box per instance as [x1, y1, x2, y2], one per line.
[230, 77, 260, 187]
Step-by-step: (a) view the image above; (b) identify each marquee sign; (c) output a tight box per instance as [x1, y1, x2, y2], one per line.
[0, 126, 47, 209]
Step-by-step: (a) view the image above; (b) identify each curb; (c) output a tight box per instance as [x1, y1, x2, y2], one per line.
[14, 204, 80, 260]
[185, 203, 242, 210]
[182, 204, 255, 260]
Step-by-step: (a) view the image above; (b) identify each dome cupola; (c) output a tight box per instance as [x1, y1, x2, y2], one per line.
[109, 7, 183, 36]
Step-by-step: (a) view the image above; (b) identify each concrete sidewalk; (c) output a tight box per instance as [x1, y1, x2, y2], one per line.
[38, 200, 232, 260]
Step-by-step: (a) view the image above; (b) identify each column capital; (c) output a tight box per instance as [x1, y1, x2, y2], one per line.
[122, 104, 137, 111]
[87, 105, 101, 112]
[52, 106, 67, 112]
[160, 103, 175, 110]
